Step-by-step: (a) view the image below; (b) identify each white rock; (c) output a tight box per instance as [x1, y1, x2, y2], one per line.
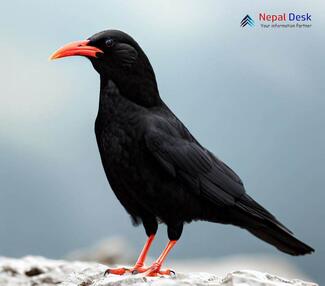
[169, 255, 311, 281]
[0, 256, 317, 286]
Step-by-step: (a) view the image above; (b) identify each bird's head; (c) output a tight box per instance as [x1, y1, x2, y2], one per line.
[50, 30, 160, 106]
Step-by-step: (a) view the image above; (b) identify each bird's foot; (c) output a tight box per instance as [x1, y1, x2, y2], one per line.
[104, 263, 174, 277]
[104, 267, 129, 276]
[104, 263, 149, 276]
[141, 262, 175, 277]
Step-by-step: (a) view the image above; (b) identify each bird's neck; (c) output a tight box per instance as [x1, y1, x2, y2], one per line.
[99, 70, 162, 108]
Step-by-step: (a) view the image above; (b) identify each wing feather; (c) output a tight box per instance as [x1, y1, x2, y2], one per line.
[145, 127, 245, 207]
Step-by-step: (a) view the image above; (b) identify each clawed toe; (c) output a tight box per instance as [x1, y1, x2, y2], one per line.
[104, 265, 148, 276]
[104, 267, 128, 276]
[142, 264, 174, 277]
[104, 265, 175, 277]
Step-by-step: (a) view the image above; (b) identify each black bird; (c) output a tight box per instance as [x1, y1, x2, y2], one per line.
[50, 30, 314, 276]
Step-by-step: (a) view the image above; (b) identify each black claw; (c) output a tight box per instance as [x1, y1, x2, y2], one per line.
[104, 269, 110, 276]
[132, 269, 139, 275]
[170, 270, 176, 277]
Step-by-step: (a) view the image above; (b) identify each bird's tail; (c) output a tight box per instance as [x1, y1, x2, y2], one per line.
[245, 223, 314, 256]
[233, 194, 314, 256]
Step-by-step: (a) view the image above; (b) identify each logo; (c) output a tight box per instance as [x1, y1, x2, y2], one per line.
[241, 13, 312, 29]
[240, 15, 255, 27]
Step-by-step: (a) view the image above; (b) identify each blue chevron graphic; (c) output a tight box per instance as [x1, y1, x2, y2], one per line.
[241, 15, 255, 27]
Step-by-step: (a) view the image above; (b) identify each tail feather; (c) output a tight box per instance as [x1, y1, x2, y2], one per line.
[246, 222, 314, 256]
[234, 194, 314, 256]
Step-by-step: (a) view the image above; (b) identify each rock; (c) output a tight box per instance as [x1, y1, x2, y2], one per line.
[169, 255, 312, 281]
[0, 256, 317, 286]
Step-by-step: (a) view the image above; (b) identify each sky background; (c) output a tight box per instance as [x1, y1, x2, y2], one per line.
[0, 0, 324, 284]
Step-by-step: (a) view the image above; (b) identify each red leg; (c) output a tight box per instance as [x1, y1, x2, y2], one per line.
[104, 235, 155, 275]
[144, 240, 177, 276]
[131, 234, 155, 273]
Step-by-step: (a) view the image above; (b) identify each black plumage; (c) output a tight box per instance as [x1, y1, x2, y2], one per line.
[51, 29, 314, 275]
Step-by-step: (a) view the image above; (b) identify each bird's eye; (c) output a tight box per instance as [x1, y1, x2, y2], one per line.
[105, 38, 115, 48]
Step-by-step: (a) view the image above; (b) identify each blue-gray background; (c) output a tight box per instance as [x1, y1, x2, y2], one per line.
[1, 0, 324, 283]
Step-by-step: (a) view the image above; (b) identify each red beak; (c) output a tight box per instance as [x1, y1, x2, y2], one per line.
[50, 40, 103, 60]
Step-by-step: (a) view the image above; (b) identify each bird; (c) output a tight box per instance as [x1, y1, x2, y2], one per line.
[50, 29, 314, 276]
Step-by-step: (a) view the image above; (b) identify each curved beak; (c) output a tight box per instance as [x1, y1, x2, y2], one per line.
[49, 40, 103, 60]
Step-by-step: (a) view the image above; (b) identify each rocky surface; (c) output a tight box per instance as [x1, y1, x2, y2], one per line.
[0, 256, 317, 286]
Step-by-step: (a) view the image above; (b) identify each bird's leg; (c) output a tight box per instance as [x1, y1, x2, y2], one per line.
[104, 234, 155, 275]
[130, 234, 155, 273]
[143, 240, 177, 277]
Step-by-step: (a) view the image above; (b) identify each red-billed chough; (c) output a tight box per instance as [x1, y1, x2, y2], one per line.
[50, 30, 314, 276]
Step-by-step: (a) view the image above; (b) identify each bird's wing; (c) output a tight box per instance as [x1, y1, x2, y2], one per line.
[144, 124, 245, 207]
[144, 114, 292, 233]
